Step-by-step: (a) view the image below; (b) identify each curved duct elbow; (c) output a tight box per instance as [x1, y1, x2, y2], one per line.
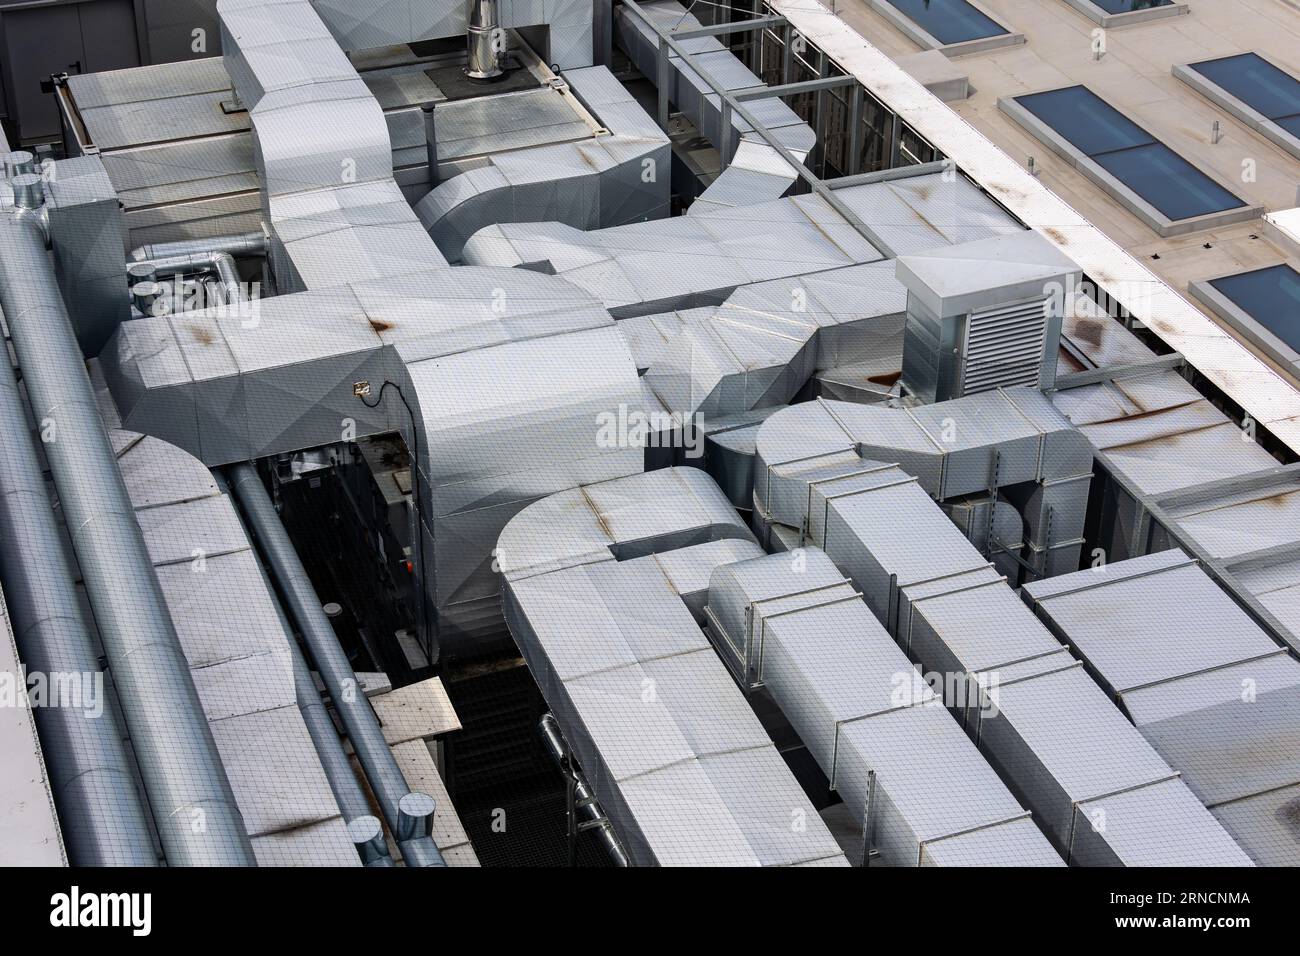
[753, 387, 1094, 575]
[498, 468, 847, 866]
[414, 66, 670, 261]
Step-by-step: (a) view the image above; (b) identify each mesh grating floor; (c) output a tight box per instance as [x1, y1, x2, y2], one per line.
[445, 665, 613, 868]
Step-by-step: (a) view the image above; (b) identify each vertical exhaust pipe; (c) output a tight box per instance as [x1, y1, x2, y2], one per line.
[423, 103, 439, 187]
[466, 0, 505, 80]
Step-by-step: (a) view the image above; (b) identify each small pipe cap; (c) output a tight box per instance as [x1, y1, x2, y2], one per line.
[10, 173, 43, 210]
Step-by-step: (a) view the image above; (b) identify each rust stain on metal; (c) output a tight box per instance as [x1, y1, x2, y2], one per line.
[1073, 318, 1105, 348]
[186, 324, 214, 346]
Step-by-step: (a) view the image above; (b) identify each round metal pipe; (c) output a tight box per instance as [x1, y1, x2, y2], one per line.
[0, 210, 255, 866]
[11, 173, 43, 210]
[0, 327, 157, 866]
[127, 261, 157, 285]
[348, 815, 394, 867]
[128, 230, 267, 263]
[131, 280, 162, 315]
[2, 150, 35, 177]
[135, 251, 244, 306]
[227, 463, 446, 867]
[539, 713, 630, 867]
[211, 466, 395, 867]
[396, 792, 436, 842]
[423, 103, 439, 186]
[466, 0, 504, 80]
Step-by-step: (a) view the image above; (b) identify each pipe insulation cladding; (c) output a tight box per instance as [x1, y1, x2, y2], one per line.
[0, 198, 255, 866]
[0, 305, 157, 867]
[227, 463, 446, 867]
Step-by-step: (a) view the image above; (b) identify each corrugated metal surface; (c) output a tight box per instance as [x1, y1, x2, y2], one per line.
[962, 299, 1050, 394]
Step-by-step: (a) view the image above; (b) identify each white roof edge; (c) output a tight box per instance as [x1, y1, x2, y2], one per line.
[769, 0, 1300, 451]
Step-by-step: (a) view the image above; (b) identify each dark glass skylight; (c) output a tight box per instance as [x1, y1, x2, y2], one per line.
[882, 0, 1007, 45]
[1209, 264, 1300, 352]
[1015, 85, 1247, 221]
[1189, 53, 1300, 134]
[1090, 0, 1176, 14]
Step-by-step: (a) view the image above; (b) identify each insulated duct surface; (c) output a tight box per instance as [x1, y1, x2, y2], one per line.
[706, 548, 1063, 866]
[499, 467, 847, 866]
[751, 394, 1253, 866]
[415, 66, 671, 261]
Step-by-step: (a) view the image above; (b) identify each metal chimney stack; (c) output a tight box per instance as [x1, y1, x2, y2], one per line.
[467, 0, 505, 80]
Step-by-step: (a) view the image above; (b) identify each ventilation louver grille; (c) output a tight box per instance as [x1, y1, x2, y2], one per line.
[960, 298, 1049, 395]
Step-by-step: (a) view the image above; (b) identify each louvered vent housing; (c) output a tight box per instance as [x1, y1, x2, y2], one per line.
[960, 297, 1050, 395]
[896, 232, 1078, 404]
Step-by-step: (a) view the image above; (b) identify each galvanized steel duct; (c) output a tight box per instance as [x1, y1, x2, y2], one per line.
[750, 402, 1253, 865]
[0, 194, 254, 866]
[414, 66, 671, 262]
[129, 231, 267, 264]
[0, 320, 156, 867]
[461, 169, 1025, 317]
[227, 463, 445, 867]
[705, 548, 1064, 866]
[218, 0, 449, 294]
[1024, 550, 1300, 867]
[615, 0, 813, 212]
[133, 251, 244, 309]
[752, 387, 1094, 576]
[498, 468, 847, 866]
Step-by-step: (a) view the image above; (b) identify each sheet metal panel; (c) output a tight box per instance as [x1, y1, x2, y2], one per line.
[1070, 779, 1253, 867]
[707, 549, 1062, 865]
[1025, 552, 1300, 864]
[504, 548, 845, 866]
[111, 431, 353, 861]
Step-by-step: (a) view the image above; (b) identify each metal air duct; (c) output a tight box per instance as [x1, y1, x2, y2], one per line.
[498, 467, 847, 866]
[750, 404, 1254, 865]
[0, 322, 156, 867]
